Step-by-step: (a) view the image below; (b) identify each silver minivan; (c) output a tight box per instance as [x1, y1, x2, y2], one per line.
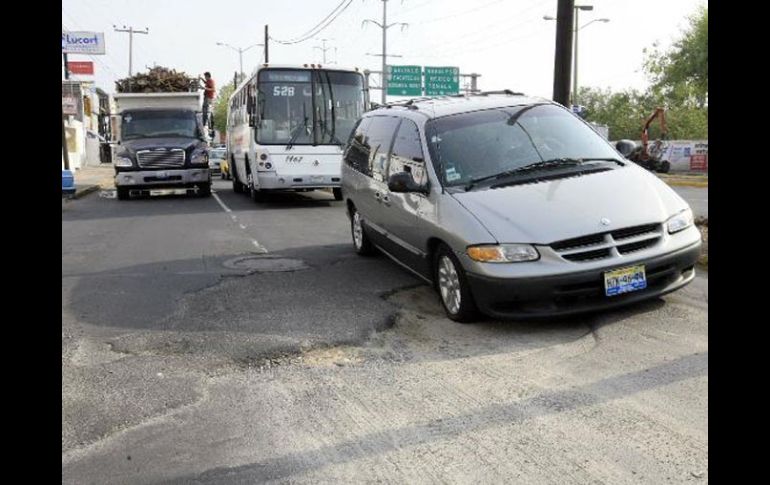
[341, 93, 702, 322]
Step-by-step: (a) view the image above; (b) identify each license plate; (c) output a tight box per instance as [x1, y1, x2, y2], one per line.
[155, 171, 167, 179]
[604, 264, 647, 297]
[150, 189, 175, 196]
[311, 175, 324, 182]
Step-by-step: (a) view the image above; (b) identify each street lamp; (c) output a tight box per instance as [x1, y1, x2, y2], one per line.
[216, 41, 264, 78]
[544, 7, 609, 106]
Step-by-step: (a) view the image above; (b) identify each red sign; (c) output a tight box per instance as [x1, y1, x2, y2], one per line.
[690, 154, 708, 171]
[68, 61, 94, 75]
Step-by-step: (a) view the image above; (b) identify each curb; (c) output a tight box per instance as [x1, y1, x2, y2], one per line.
[71, 185, 100, 199]
[665, 181, 708, 188]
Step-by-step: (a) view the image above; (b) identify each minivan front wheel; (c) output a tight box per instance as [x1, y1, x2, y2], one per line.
[350, 208, 375, 255]
[435, 245, 478, 323]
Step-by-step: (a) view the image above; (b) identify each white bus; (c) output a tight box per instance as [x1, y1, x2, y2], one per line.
[226, 64, 368, 201]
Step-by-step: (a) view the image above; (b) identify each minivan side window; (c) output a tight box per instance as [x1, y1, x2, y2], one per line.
[365, 116, 400, 182]
[344, 117, 372, 175]
[388, 119, 427, 186]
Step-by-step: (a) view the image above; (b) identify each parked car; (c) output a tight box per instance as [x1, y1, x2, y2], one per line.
[209, 147, 226, 177]
[341, 92, 702, 322]
[62, 169, 76, 197]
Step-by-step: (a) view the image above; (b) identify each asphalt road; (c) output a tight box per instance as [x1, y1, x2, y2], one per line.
[671, 185, 708, 218]
[62, 179, 708, 483]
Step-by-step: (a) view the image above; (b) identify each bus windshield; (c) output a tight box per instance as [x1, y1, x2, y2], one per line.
[256, 69, 365, 146]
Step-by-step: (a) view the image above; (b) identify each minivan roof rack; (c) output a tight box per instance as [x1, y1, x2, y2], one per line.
[477, 89, 525, 96]
[377, 90, 525, 109]
[381, 96, 438, 109]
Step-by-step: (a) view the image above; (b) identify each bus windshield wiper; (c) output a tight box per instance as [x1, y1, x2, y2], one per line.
[286, 116, 309, 151]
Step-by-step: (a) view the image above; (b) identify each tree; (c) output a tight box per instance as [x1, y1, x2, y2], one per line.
[643, 5, 708, 107]
[213, 83, 235, 135]
[580, 86, 707, 140]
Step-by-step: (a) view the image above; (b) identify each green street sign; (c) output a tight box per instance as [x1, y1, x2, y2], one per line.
[424, 66, 460, 96]
[387, 65, 422, 96]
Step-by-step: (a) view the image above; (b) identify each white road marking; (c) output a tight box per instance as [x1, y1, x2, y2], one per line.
[212, 191, 231, 213]
[212, 188, 268, 253]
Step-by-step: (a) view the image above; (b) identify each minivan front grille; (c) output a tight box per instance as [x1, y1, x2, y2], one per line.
[136, 149, 186, 168]
[550, 223, 663, 263]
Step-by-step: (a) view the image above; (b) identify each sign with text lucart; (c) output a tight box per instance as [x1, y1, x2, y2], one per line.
[62, 31, 105, 55]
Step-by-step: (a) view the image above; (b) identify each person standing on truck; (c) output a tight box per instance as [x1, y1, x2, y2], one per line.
[200, 72, 216, 129]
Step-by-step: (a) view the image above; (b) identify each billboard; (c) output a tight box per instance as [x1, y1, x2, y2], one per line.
[68, 61, 94, 75]
[62, 31, 106, 55]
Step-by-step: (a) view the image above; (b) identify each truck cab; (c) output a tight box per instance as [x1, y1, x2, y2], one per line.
[111, 92, 212, 200]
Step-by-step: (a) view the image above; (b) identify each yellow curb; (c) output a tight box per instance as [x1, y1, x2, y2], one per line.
[665, 181, 708, 188]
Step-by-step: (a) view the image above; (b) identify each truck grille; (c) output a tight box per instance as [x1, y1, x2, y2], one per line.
[551, 223, 663, 263]
[136, 149, 185, 168]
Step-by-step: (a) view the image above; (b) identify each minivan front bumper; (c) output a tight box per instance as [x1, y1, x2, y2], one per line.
[465, 241, 701, 319]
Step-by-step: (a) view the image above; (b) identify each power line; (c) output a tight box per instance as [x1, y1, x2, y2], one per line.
[405, 0, 507, 25]
[271, 0, 354, 45]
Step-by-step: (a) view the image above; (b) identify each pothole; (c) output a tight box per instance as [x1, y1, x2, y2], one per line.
[222, 255, 310, 273]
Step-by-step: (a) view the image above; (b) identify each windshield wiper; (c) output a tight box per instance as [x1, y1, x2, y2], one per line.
[464, 158, 583, 191]
[286, 116, 309, 151]
[463, 157, 625, 191]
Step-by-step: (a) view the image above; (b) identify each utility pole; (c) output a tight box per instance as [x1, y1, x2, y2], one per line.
[363, 0, 408, 105]
[551, 0, 574, 106]
[264, 25, 269, 63]
[63, 53, 69, 80]
[113, 25, 149, 90]
[62, 106, 70, 170]
[460, 73, 481, 94]
[314, 39, 333, 64]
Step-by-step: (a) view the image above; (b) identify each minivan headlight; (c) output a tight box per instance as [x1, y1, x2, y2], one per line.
[667, 208, 694, 234]
[467, 244, 539, 263]
[114, 156, 133, 167]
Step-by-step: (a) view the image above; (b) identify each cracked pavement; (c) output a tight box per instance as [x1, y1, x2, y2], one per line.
[63, 179, 708, 483]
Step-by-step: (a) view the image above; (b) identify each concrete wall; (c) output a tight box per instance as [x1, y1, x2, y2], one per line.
[611, 139, 708, 173]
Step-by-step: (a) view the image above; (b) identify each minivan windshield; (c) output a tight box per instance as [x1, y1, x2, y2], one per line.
[425, 104, 622, 188]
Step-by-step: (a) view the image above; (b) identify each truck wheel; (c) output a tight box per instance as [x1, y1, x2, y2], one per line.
[333, 188, 343, 201]
[116, 187, 130, 200]
[198, 183, 211, 197]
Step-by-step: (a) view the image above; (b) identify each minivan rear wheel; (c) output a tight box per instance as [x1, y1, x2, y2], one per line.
[435, 244, 479, 323]
[350, 207, 375, 255]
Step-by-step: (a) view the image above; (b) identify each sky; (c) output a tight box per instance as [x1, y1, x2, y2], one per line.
[62, 0, 706, 99]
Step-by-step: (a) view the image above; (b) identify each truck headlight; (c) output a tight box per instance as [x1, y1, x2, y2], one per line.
[114, 156, 133, 167]
[191, 151, 208, 165]
[467, 244, 540, 263]
[667, 208, 694, 234]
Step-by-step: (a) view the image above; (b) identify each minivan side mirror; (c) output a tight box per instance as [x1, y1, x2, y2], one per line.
[388, 171, 428, 194]
[615, 139, 637, 157]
